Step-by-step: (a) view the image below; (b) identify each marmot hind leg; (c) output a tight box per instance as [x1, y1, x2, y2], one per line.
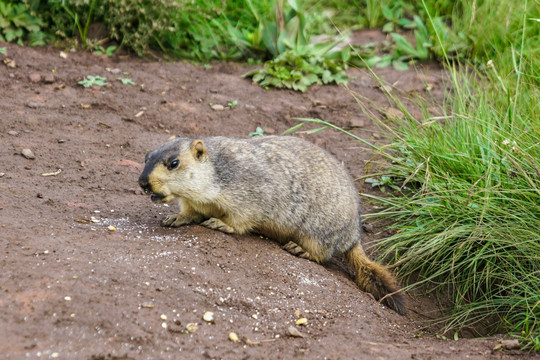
[283, 241, 312, 260]
[283, 238, 330, 264]
[201, 217, 236, 234]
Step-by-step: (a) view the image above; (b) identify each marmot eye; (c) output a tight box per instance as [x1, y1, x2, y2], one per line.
[168, 160, 179, 170]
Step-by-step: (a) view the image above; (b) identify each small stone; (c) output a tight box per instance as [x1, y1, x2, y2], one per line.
[160, 314, 168, 321]
[141, 302, 154, 308]
[107, 225, 116, 231]
[64, 296, 72, 301]
[265, 127, 276, 135]
[0, 173, 5, 178]
[203, 311, 214, 322]
[26, 101, 44, 109]
[186, 323, 198, 333]
[362, 223, 374, 233]
[295, 318, 308, 326]
[43, 74, 55, 83]
[57, 139, 65, 144]
[59, 51, 68, 59]
[29, 73, 42, 83]
[385, 107, 404, 121]
[501, 339, 520, 350]
[373, 133, 382, 140]
[287, 326, 305, 338]
[228, 332, 240, 342]
[8, 130, 18, 136]
[21, 148, 35, 159]
[161, 322, 168, 329]
[211, 104, 225, 111]
[348, 117, 366, 128]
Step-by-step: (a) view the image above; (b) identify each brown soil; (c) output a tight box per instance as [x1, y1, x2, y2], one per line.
[0, 37, 535, 359]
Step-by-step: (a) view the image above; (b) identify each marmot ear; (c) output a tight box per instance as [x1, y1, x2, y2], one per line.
[191, 140, 207, 161]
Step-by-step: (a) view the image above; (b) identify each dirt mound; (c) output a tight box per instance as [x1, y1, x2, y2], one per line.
[0, 40, 527, 359]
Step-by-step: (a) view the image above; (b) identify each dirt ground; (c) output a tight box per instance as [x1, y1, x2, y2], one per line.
[1, 35, 536, 359]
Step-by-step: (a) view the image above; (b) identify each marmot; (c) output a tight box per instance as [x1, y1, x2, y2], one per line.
[138, 136, 406, 315]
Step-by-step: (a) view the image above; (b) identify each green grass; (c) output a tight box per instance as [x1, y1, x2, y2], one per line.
[353, 0, 540, 348]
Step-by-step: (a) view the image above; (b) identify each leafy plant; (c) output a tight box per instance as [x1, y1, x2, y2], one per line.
[244, 46, 348, 92]
[0, 47, 6, 55]
[381, 4, 414, 33]
[0, 1, 45, 45]
[365, 175, 400, 193]
[248, 126, 265, 137]
[390, 16, 431, 61]
[60, 0, 98, 47]
[78, 75, 108, 88]
[116, 77, 134, 85]
[94, 45, 117, 57]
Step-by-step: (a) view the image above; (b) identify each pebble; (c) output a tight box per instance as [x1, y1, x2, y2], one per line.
[211, 104, 225, 111]
[295, 318, 308, 326]
[287, 326, 305, 338]
[385, 107, 405, 120]
[43, 73, 55, 83]
[26, 101, 44, 109]
[0, 173, 5, 178]
[8, 130, 18, 136]
[160, 314, 167, 321]
[372, 133, 382, 140]
[29, 73, 41, 83]
[21, 148, 35, 159]
[186, 323, 198, 333]
[501, 339, 520, 350]
[362, 223, 374, 233]
[203, 311, 214, 322]
[348, 117, 366, 128]
[228, 332, 240, 342]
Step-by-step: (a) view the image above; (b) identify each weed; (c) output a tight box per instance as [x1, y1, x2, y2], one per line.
[244, 40, 349, 92]
[60, 0, 98, 48]
[0, 1, 46, 45]
[78, 75, 107, 88]
[0, 47, 6, 55]
[116, 77, 134, 85]
[365, 176, 399, 193]
[94, 45, 117, 57]
[248, 126, 265, 137]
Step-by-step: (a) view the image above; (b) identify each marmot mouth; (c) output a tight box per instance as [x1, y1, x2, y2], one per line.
[150, 193, 165, 202]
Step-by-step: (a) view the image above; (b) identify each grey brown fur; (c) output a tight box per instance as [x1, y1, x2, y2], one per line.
[139, 136, 406, 315]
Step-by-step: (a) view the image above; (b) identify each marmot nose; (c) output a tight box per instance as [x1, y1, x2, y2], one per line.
[138, 175, 151, 194]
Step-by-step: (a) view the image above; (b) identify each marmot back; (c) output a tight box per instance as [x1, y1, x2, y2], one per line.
[139, 136, 406, 315]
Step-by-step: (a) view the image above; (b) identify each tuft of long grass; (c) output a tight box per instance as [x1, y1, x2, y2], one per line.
[358, 0, 540, 346]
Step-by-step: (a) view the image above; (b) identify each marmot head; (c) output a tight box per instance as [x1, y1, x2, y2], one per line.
[138, 138, 218, 203]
